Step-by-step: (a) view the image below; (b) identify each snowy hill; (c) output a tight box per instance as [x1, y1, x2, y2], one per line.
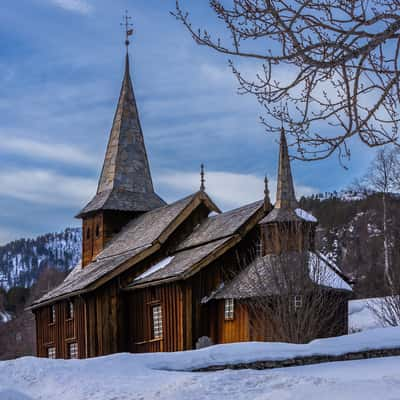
[0, 327, 399, 400]
[0, 228, 81, 290]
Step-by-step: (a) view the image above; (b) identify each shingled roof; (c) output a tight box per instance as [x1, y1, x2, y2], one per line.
[31, 192, 219, 308]
[129, 200, 265, 288]
[206, 251, 352, 301]
[77, 52, 165, 217]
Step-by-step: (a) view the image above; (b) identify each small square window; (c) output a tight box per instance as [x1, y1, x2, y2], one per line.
[294, 295, 303, 311]
[224, 298, 234, 320]
[50, 305, 56, 323]
[255, 240, 263, 256]
[47, 347, 56, 359]
[68, 342, 78, 359]
[67, 301, 74, 319]
[152, 305, 163, 339]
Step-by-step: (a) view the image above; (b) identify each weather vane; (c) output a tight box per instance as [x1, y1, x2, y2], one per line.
[121, 10, 134, 50]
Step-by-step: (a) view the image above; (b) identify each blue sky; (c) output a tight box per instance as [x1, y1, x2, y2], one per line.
[0, 0, 376, 244]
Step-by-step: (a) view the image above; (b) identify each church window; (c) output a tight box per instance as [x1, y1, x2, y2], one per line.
[66, 301, 74, 319]
[47, 347, 56, 359]
[294, 295, 303, 311]
[50, 305, 56, 324]
[255, 239, 263, 256]
[224, 299, 234, 320]
[151, 304, 163, 339]
[95, 224, 100, 238]
[68, 342, 78, 359]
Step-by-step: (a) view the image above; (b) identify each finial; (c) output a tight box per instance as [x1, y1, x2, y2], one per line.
[264, 175, 271, 211]
[200, 164, 205, 191]
[121, 10, 134, 51]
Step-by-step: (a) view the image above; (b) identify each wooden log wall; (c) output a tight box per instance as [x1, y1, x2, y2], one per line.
[85, 281, 121, 357]
[127, 283, 184, 353]
[187, 227, 260, 347]
[35, 297, 86, 359]
[216, 301, 250, 343]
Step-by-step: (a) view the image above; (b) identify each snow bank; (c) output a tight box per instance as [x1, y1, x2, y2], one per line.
[137, 327, 400, 371]
[1, 328, 400, 400]
[348, 297, 389, 332]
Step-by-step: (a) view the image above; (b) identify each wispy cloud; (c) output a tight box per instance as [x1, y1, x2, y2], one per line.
[0, 136, 99, 168]
[157, 170, 316, 210]
[48, 0, 93, 14]
[0, 169, 97, 207]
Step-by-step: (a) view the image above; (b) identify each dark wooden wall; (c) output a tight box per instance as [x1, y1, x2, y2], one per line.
[85, 281, 122, 357]
[261, 221, 316, 255]
[216, 301, 250, 343]
[127, 283, 184, 353]
[35, 297, 86, 358]
[82, 210, 139, 267]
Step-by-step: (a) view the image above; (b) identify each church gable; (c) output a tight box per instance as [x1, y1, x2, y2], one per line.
[31, 191, 219, 308]
[129, 200, 265, 288]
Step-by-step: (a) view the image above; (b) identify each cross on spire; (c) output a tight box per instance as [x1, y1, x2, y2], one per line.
[121, 10, 134, 50]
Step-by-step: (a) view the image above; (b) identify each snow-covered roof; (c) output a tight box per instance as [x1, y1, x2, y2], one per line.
[309, 252, 352, 291]
[208, 251, 352, 300]
[295, 208, 317, 223]
[134, 257, 174, 281]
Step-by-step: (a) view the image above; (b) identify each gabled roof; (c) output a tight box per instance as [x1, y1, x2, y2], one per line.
[31, 192, 219, 309]
[176, 200, 264, 250]
[128, 200, 265, 288]
[77, 53, 165, 217]
[207, 251, 352, 301]
[132, 237, 234, 287]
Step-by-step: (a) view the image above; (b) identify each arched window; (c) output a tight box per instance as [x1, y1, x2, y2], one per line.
[95, 224, 100, 238]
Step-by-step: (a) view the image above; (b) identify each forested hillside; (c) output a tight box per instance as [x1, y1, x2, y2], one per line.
[0, 228, 81, 290]
[300, 191, 400, 298]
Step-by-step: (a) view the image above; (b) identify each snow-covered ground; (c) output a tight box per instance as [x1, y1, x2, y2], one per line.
[348, 298, 384, 332]
[1, 327, 400, 400]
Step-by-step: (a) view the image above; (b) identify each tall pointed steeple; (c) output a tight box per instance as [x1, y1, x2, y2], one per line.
[260, 128, 302, 224]
[275, 127, 298, 210]
[77, 49, 165, 218]
[260, 127, 317, 255]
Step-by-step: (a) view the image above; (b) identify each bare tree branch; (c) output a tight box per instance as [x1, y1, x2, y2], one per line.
[173, 0, 400, 162]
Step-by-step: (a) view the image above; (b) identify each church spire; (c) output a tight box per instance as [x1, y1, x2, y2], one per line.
[77, 21, 165, 218]
[275, 127, 298, 210]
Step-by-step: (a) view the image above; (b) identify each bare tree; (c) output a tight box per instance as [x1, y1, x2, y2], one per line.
[173, 1, 400, 162]
[244, 250, 347, 343]
[363, 147, 400, 289]
[222, 226, 349, 343]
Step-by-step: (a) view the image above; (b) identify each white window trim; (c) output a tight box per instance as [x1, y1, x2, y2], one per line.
[152, 304, 163, 339]
[294, 295, 303, 311]
[224, 298, 235, 320]
[68, 342, 78, 359]
[47, 346, 56, 359]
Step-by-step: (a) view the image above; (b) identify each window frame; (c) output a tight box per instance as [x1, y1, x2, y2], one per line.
[224, 298, 235, 321]
[293, 295, 303, 311]
[151, 304, 163, 339]
[47, 346, 56, 359]
[49, 305, 56, 324]
[67, 342, 78, 359]
[66, 301, 74, 320]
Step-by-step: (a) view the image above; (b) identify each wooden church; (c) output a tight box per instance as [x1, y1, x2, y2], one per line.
[30, 42, 352, 359]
